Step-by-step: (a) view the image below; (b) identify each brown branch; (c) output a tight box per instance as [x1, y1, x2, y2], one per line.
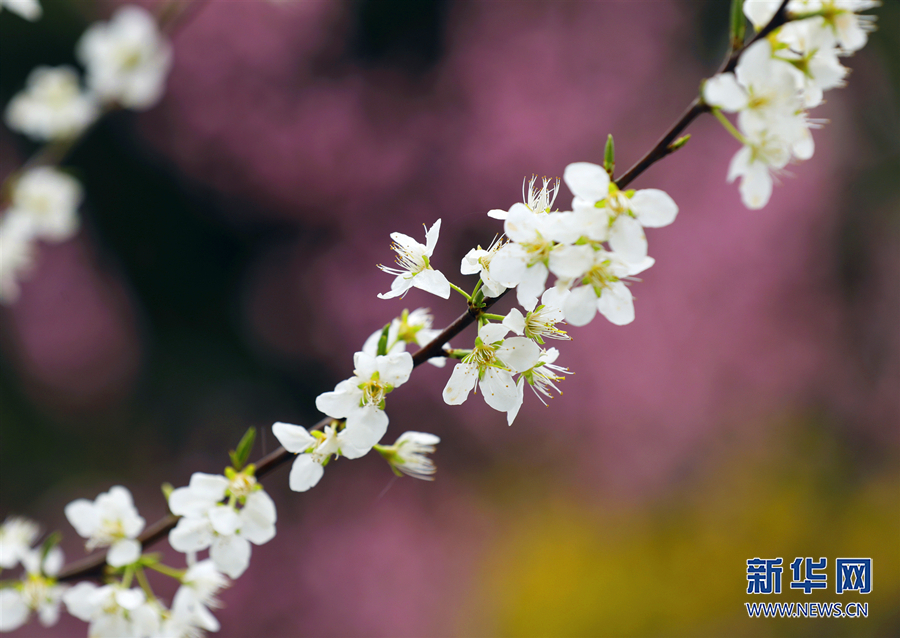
[56, 0, 795, 585]
[57, 291, 506, 582]
[614, 0, 790, 190]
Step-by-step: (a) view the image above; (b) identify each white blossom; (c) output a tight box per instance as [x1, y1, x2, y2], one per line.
[63, 583, 161, 638]
[315, 351, 413, 451]
[64, 485, 145, 568]
[163, 559, 228, 637]
[502, 288, 570, 344]
[4, 66, 98, 141]
[5, 166, 82, 242]
[0, 516, 40, 569]
[0, 546, 66, 632]
[272, 421, 364, 492]
[726, 126, 794, 209]
[460, 235, 508, 298]
[361, 308, 447, 368]
[378, 219, 451, 300]
[563, 162, 678, 263]
[488, 175, 560, 220]
[784, 0, 879, 54]
[0, 0, 41, 20]
[776, 19, 848, 107]
[490, 204, 594, 311]
[76, 5, 172, 110]
[0, 212, 37, 304]
[376, 431, 441, 480]
[167, 471, 276, 579]
[561, 250, 654, 327]
[505, 347, 570, 425]
[442, 322, 541, 423]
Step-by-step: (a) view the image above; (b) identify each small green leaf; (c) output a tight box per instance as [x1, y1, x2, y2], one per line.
[668, 134, 691, 152]
[376, 322, 391, 356]
[603, 134, 615, 176]
[230, 427, 256, 471]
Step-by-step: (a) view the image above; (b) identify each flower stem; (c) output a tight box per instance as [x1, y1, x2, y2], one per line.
[146, 562, 186, 580]
[135, 566, 155, 599]
[482, 313, 506, 321]
[712, 108, 748, 145]
[449, 282, 472, 301]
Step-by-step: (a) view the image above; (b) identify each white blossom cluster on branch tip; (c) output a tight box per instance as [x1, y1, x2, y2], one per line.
[0, 4, 172, 305]
[0, 2, 881, 636]
[704, 0, 880, 209]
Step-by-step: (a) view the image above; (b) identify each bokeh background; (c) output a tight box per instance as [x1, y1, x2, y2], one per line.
[1, 1, 898, 636]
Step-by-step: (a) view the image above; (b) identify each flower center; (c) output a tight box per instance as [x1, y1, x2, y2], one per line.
[228, 471, 257, 499]
[583, 260, 617, 296]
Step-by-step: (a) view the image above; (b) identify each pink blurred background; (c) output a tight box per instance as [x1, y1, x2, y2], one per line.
[1, 1, 897, 636]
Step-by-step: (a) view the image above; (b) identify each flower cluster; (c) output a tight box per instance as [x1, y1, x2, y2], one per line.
[0, 4, 172, 304]
[703, 0, 879, 208]
[0, 3, 881, 637]
[0, 517, 66, 632]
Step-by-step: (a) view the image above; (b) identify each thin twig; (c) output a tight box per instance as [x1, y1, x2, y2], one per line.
[615, 0, 790, 189]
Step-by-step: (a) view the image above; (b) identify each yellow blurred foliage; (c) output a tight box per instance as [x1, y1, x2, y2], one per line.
[460, 419, 899, 637]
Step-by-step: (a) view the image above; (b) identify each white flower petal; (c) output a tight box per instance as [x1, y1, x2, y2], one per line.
[239, 492, 276, 545]
[424, 219, 441, 256]
[208, 506, 241, 537]
[479, 322, 510, 345]
[563, 162, 610, 203]
[548, 244, 594, 279]
[608, 215, 648, 263]
[272, 422, 317, 454]
[169, 517, 213, 554]
[703, 73, 747, 112]
[413, 268, 451, 299]
[0, 589, 28, 632]
[502, 308, 526, 335]
[630, 189, 678, 228]
[288, 454, 325, 492]
[563, 285, 599, 327]
[64, 499, 98, 538]
[106, 538, 141, 568]
[479, 368, 521, 412]
[496, 337, 542, 373]
[210, 535, 251, 579]
[443, 362, 478, 405]
[597, 281, 635, 325]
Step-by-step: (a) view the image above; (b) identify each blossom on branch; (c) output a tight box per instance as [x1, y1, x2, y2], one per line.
[273, 421, 365, 492]
[378, 219, 451, 300]
[4, 66, 98, 141]
[315, 350, 414, 450]
[561, 250, 655, 327]
[362, 308, 448, 367]
[564, 162, 678, 263]
[168, 470, 276, 578]
[376, 431, 441, 480]
[64, 485, 145, 568]
[77, 5, 172, 110]
[443, 321, 541, 423]
[0, 543, 66, 632]
[5, 166, 82, 242]
[63, 583, 161, 638]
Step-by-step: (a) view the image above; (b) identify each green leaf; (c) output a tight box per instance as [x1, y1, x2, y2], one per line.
[230, 427, 256, 471]
[603, 134, 615, 176]
[376, 322, 391, 356]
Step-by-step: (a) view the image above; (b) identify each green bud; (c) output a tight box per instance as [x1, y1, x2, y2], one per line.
[730, 0, 746, 48]
[161, 482, 174, 501]
[668, 134, 691, 152]
[604, 134, 615, 176]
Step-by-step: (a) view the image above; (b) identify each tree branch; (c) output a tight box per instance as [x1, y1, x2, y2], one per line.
[614, 0, 790, 189]
[57, 0, 794, 584]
